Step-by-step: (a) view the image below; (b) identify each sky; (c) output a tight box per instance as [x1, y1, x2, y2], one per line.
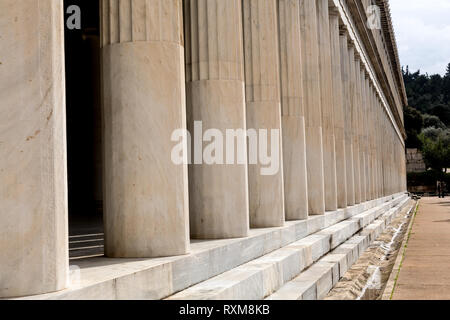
[389, 0, 450, 76]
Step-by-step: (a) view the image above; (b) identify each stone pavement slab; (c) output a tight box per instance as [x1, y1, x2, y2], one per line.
[392, 197, 450, 300]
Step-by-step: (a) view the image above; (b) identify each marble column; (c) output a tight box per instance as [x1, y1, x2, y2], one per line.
[372, 89, 379, 198]
[329, 10, 347, 209]
[348, 44, 361, 204]
[278, 0, 309, 220]
[316, 0, 338, 211]
[102, 0, 190, 257]
[384, 109, 388, 196]
[300, 0, 326, 215]
[389, 126, 395, 195]
[382, 108, 386, 196]
[371, 82, 377, 199]
[185, 0, 250, 238]
[355, 57, 366, 202]
[243, 0, 285, 227]
[339, 30, 355, 206]
[0, 0, 68, 297]
[375, 98, 381, 198]
[377, 99, 384, 197]
[360, 68, 370, 201]
[364, 74, 374, 200]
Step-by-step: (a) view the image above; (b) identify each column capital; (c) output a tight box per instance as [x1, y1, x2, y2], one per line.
[348, 38, 356, 48]
[329, 5, 340, 17]
[339, 24, 349, 35]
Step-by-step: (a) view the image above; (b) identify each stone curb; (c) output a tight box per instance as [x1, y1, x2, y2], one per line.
[267, 197, 411, 300]
[381, 200, 419, 300]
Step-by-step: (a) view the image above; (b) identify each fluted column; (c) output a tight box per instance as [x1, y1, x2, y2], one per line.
[389, 125, 395, 195]
[339, 30, 355, 206]
[185, 0, 249, 238]
[384, 108, 388, 196]
[102, 0, 190, 257]
[279, 0, 309, 220]
[317, 0, 337, 211]
[375, 98, 381, 198]
[360, 68, 369, 201]
[371, 86, 379, 199]
[382, 111, 388, 196]
[348, 43, 361, 204]
[377, 99, 384, 197]
[0, 0, 68, 297]
[329, 10, 347, 209]
[300, 0, 326, 215]
[364, 74, 374, 200]
[355, 57, 366, 202]
[386, 123, 391, 196]
[243, 0, 284, 227]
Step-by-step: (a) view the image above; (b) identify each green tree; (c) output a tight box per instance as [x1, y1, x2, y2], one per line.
[444, 63, 450, 103]
[403, 63, 450, 150]
[419, 129, 450, 173]
[404, 105, 423, 148]
[430, 104, 450, 126]
[423, 114, 446, 129]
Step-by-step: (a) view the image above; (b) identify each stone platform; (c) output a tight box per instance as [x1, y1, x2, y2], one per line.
[17, 193, 408, 300]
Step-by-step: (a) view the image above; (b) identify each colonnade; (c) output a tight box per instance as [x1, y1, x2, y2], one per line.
[0, 0, 407, 298]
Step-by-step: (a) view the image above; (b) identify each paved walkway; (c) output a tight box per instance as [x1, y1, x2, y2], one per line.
[392, 197, 450, 300]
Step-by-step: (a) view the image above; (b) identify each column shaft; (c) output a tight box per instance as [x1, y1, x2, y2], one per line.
[0, 0, 68, 297]
[279, 0, 309, 220]
[348, 45, 361, 204]
[300, 0, 326, 215]
[329, 11, 347, 209]
[317, 0, 337, 211]
[102, 0, 190, 257]
[364, 74, 373, 200]
[339, 31, 355, 206]
[377, 99, 384, 197]
[355, 58, 366, 202]
[371, 87, 379, 199]
[243, 0, 285, 227]
[185, 0, 249, 238]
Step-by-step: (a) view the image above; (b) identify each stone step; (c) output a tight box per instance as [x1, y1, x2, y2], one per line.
[166, 196, 410, 300]
[266, 198, 412, 300]
[25, 193, 408, 300]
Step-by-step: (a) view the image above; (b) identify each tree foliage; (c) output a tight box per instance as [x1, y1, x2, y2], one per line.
[403, 63, 450, 172]
[419, 130, 450, 173]
[422, 114, 446, 130]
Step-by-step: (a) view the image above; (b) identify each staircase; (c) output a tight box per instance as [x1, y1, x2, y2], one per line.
[167, 195, 411, 300]
[22, 193, 410, 300]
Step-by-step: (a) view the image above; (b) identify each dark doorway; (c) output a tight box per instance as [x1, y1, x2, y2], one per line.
[64, 0, 104, 260]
